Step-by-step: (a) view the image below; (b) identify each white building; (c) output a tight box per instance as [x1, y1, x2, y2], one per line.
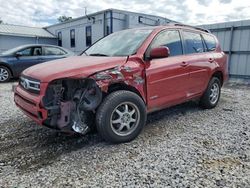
[0, 9, 175, 53]
[46, 9, 175, 53]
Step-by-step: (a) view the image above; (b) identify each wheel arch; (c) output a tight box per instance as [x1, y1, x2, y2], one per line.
[107, 83, 145, 103]
[211, 71, 223, 86]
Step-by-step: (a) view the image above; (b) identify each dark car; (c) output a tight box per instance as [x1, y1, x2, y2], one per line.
[0, 44, 74, 82]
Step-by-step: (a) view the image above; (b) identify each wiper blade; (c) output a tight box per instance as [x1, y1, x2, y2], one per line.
[88, 53, 108, 56]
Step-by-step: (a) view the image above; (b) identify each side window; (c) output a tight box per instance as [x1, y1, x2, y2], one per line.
[202, 34, 216, 51]
[44, 47, 65, 56]
[70, 29, 75, 48]
[150, 30, 183, 57]
[183, 31, 205, 54]
[58, 32, 62, 47]
[33, 47, 42, 56]
[19, 48, 32, 56]
[86, 26, 92, 47]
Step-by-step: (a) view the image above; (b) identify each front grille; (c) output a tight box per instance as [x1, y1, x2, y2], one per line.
[19, 76, 40, 94]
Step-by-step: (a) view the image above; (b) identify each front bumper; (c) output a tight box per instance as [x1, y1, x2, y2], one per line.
[14, 84, 48, 125]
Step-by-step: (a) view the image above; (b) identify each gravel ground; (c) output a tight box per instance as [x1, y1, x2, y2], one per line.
[0, 82, 249, 187]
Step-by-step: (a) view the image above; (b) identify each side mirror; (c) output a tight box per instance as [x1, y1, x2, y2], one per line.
[149, 46, 170, 59]
[15, 52, 23, 57]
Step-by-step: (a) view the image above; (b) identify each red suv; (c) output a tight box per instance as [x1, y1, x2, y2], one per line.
[14, 24, 228, 143]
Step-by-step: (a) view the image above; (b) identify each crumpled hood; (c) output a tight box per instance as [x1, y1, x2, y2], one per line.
[23, 56, 128, 82]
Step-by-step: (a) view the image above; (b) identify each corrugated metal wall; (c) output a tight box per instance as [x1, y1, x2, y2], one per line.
[201, 20, 250, 79]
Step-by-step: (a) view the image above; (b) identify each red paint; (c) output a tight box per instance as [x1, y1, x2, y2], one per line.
[14, 25, 228, 126]
[150, 46, 170, 59]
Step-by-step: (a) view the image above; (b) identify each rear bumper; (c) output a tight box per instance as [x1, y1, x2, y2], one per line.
[14, 84, 48, 125]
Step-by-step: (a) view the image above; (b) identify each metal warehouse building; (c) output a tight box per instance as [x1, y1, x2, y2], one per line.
[45, 9, 175, 53]
[0, 24, 57, 53]
[201, 20, 250, 79]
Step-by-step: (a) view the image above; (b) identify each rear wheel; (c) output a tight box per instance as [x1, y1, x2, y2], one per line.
[200, 77, 221, 109]
[0, 66, 11, 82]
[96, 90, 146, 143]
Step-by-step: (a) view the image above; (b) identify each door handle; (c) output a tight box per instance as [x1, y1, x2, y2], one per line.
[180, 61, 188, 67]
[208, 58, 215, 63]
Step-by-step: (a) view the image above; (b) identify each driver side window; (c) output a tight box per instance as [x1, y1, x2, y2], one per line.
[148, 30, 183, 57]
[18, 48, 32, 56]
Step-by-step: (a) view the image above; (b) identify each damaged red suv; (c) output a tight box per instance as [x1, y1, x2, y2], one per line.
[14, 24, 228, 143]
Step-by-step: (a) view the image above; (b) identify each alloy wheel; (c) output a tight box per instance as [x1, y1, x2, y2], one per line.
[0, 68, 9, 82]
[209, 82, 220, 104]
[110, 102, 140, 137]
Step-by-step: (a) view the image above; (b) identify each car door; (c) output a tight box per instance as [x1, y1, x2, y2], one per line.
[181, 30, 211, 96]
[145, 30, 190, 110]
[14, 47, 42, 75]
[42, 46, 67, 62]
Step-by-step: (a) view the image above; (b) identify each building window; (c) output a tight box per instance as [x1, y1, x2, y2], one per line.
[86, 26, 92, 47]
[138, 16, 143, 23]
[70, 29, 75, 48]
[106, 25, 110, 35]
[58, 32, 62, 46]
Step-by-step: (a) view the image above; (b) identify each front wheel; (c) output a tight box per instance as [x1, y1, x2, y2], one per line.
[200, 77, 221, 109]
[96, 90, 146, 143]
[0, 66, 11, 82]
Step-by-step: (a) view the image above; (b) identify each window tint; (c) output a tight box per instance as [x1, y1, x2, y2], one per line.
[70, 29, 75, 48]
[183, 31, 204, 54]
[150, 30, 183, 57]
[19, 48, 32, 56]
[202, 34, 216, 51]
[44, 47, 65, 56]
[33, 47, 42, 56]
[58, 32, 62, 46]
[86, 26, 92, 47]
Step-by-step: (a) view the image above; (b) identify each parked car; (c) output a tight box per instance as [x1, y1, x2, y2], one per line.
[0, 44, 74, 82]
[14, 24, 228, 143]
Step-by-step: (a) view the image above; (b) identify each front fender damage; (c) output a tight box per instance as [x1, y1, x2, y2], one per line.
[42, 63, 145, 135]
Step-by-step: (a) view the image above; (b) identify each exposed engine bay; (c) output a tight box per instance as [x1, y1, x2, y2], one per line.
[42, 78, 102, 134]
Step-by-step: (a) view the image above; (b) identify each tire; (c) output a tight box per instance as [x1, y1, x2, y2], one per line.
[96, 90, 146, 143]
[0, 66, 11, 82]
[200, 77, 221, 109]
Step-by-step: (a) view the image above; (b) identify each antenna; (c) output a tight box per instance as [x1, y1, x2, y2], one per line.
[84, 7, 95, 23]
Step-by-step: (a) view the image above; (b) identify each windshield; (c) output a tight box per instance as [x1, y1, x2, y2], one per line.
[84, 29, 153, 57]
[1, 46, 26, 55]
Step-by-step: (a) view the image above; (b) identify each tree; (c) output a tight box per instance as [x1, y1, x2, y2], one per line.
[0, 19, 3, 24]
[57, 16, 73, 23]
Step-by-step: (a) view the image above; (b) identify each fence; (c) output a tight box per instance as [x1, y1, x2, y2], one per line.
[201, 20, 250, 79]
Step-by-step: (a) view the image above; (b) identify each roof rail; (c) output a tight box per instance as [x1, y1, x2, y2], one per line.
[170, 23, 211, 33]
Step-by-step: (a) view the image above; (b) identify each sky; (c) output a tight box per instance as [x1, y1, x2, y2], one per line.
[0, 0, 249, 27]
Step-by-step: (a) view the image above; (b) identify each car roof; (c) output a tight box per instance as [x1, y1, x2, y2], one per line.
[14, 44, 73, 53]
[16, 44, 64, 48]
[127, 23, 211, 35]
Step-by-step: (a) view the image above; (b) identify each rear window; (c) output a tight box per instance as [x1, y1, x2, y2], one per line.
[202, 34, 217, 51]
[44, 47, 66, 56]
[183, 31, 205, 54]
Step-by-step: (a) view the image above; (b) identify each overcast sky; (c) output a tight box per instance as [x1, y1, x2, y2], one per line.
[0, 0, 249, 27]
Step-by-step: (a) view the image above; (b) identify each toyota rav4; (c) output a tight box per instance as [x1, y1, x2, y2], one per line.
[14, 24, 228, 143]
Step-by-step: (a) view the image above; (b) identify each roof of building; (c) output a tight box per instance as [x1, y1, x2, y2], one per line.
[46, 8, 175, 28]
[0, 24, 56, 38]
